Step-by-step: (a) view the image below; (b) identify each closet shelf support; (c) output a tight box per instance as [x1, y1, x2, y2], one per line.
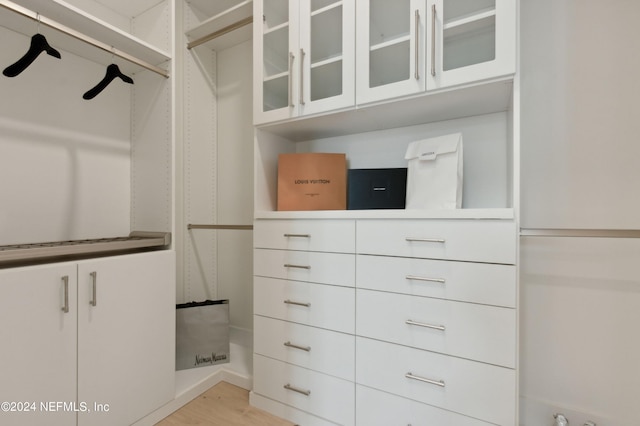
[0, 0, 169, 78]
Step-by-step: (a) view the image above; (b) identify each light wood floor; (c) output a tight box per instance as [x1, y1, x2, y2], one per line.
[156, 382, 294, 426]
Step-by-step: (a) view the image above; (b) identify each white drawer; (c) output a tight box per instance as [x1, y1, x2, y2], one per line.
[357, 254, 516, 307]
[250, 392, 340, 426]
[356, 385, 494, 426]
[254, 316, 355, 381]
[255, 248, 355, 287]
[254, 276, 355, 334]
[254, 219, 355, 253]
[254, 355, 355, 426]
[356, 337, 516, 426]
[356, 289, 516, 367]
[356, 219, 516, 264]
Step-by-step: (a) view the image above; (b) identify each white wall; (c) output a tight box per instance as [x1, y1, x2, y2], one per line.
[520, 1, 640, 424]
[0, 27, 131, 245]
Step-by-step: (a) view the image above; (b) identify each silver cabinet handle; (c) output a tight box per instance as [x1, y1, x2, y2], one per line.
[406, 319, 445, 331]
[284, 383, 311, 396]
[405, 237, 445, 243]
[299, 48, 305, 105]
[431, 4, 436, 77]
[61, 275, 69, 313]
[89, 271, 97, 307]
[284, 299, 311, 307]
[405, 275, 446, 284]
[406, 372, 445, 387]
[284, 341, 311, 352]
[283, 233, 311, 238]
[288, 52, 295, 107]
[415, 9, 420, 80]
[284, 264, 311, 270]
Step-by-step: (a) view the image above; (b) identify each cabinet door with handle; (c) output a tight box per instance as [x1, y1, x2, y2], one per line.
[356, 0, 427, 105]
[427, 0, 516, 90]
[77, 250, 175, 426]
[0, 263, 77, 426]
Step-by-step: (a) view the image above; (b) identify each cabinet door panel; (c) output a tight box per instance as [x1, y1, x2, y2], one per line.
[0, 263, 77, 426]
[77, 251, 175, 426]
[356, 0, 426, 104]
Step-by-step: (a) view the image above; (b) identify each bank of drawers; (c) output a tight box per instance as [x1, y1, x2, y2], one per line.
[254, 218, 516, 425]
[253, 220, 356, 425]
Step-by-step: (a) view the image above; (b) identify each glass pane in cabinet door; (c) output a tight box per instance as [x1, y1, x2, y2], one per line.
[442, 0, 496, 71]
[368, 0, 410, 88]
[310, 2, 343, 101]
[262, 0, 290, 111]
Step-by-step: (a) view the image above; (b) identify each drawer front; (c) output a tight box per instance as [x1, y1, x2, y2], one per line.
[254, 316, 355, 380]
[356, 385, 494, 426]
[254, 276, 355, 334]
[356, 337, 516, 426]
[357, 254, 516, 307]
[254, 219, 355, 253]
[356, 290, 516, 367]
[254, 355, 355, 426]
[356, 219, 516, 264]
[255, 248, 355, 287]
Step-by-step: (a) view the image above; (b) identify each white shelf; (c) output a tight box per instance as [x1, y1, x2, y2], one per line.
[255, 208, 514, 220]
[0, 0, 170, 75]
[185, 0, 253, 51]
[370, 34, 411, 52]
[444, 6, 496, 30]
[311, 1, 342, 17]
[258, 77, 513, 141]
[186, 0, 247, 19]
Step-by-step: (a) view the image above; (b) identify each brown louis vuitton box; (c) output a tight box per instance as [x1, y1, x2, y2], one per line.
[277, 153, 347, 211]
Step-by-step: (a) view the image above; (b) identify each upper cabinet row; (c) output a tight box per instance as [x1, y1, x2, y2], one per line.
[253, 0, 516, 125]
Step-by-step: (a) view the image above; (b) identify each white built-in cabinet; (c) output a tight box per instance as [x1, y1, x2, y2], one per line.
[0, 251, 175, 426]
[253, 0, 356, 124]
[357, 0, 516, 104]
[0, 0, 177, 424]
[251, 0, 519, 424]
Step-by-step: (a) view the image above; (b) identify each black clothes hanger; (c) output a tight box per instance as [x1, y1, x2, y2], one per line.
[3, 33, 61, 77]
[83, 63, 134, 100]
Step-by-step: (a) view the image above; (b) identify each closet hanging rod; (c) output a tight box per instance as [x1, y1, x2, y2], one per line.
[520, 228, 640, 239]
[188, 224, 253, 230]
[187, 16, 253, 50]
[0, 0, 169, 78]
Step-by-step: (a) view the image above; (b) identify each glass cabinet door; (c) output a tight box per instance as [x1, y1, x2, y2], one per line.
[356, 0, 426, 105]
[427, 0, 516, 89]
[298, 0, 355, 115]
[254, 0, 299, 124]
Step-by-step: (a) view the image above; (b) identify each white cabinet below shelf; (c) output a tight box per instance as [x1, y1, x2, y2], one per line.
[0, 250, 175, 426]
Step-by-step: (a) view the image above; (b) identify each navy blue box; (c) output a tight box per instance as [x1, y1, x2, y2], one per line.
[347, 168, 407, 210]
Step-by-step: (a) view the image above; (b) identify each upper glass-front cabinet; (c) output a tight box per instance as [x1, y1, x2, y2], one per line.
[254, 0, 355, 124]
[428, 0, 516, 89]
[357, 0, 515, 105]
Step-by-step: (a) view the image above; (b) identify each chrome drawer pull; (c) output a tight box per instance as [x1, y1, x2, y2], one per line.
[405, 237, 445, 243]
[61, 275, 69, 313]
[284, 233, 311, 238]
[284, 341, 311, 352]
[284, 299, 311, 307]
[406, 372, 445, 387]
[284, 383, 311, 396]
[406, 319, 445, 331]
[89, 271, 97, 307]
[284, 264, 311, 270]
[405, 275, 446, 284]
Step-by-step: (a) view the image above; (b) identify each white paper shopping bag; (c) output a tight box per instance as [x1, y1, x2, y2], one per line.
[404, 133, 463, 209]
